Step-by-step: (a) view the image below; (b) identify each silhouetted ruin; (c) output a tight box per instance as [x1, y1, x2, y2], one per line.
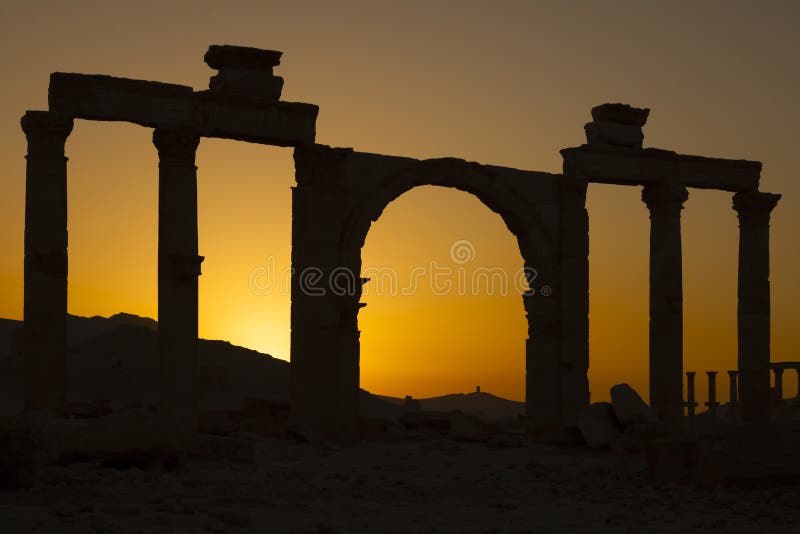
[20, 45, 781, 445]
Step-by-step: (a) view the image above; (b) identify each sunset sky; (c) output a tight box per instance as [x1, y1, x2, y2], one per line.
[1, 1, 798, 403]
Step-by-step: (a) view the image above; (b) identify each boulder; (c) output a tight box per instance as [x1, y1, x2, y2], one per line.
[448, 413, 488, 442]
[53, 407, 172, 462]
[610, 383, 655, 426]
[398, 411, 452, 436]
[577, 402, 621, 448]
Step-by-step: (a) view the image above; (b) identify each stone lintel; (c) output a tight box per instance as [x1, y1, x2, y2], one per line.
[197, 91, 317, 146]
[49, 73, 197, 129]
[560, 145, 761, 192]
[48, 72, 317, 146]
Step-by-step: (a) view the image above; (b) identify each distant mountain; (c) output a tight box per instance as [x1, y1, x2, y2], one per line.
[0, 314, 520, 421]
[378, 391, 524, 421]
[0, 313, 290, 414]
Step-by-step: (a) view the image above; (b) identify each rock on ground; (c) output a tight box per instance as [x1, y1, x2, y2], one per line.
[578, 402, 621, 448]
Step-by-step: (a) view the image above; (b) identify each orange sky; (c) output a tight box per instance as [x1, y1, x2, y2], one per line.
[1, 1, 798, 402]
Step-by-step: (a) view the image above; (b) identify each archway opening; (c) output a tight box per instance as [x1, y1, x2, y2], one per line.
[61, 120, 159, 408]
[586, 182, 649, 402]
[359, 185, 527, 408]
[196, 139, 294, 361]
[682, 189, 738, 408]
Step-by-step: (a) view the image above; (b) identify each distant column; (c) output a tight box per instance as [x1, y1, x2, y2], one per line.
[153, 128, 203, 445]
[733, 191, 780, 422]
[642, 182, 689, 431]
[21, 111, 73, 412]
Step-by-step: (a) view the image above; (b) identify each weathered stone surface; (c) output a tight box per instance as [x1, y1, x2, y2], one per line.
[198, 91, 317, 146]
[209, 67, 284, 99]
[584, 103, 649, 148]
[577, 402, 621, 448]
[591, 103, 650, 126]
[560, 145, 761, 192]
[49, 73, 196, 129]
[48, 72, 318, 146]
[585, 119, 644, 149]
[610, 383, 654, 426]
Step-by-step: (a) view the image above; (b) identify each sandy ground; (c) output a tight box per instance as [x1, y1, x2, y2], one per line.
[1, 436, 798, 534]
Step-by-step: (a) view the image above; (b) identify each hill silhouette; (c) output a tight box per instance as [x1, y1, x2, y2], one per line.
[0, 313, 517, 420]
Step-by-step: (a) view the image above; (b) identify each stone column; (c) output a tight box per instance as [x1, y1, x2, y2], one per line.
[524, 295, 562, 438]
[557, 174, 590, 426]
[153, 128, 203, 445]
[21, 111, 73, 412]
[733, 191, 780, 422]
[290, 144, 360, 443]
[642, 182, 688, 430]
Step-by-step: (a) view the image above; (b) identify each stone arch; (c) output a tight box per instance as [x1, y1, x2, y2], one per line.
[290, 145, 589, 442]
[340, 158, 560, 294]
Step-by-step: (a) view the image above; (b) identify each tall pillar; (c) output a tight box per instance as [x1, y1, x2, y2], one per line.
[557, 174, 590, 426]
[732, 191, 780, 422]
[642, 182, 688, 430]
[290, 144, 360, 443]
[21, 111, 73, 412]
[153, 128, 203, 445]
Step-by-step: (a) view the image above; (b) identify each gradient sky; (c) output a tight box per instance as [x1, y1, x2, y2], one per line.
[1, 1, 798, 402]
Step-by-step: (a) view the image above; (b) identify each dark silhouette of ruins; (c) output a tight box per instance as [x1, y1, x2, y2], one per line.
[20, 45, 781, 445]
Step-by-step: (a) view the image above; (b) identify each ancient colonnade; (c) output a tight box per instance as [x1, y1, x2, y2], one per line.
[19, 46, 780, 442]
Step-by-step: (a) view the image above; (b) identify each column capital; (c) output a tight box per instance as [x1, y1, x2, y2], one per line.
[21, 111, 73, 155]
[732, 191, 780, 225]
[153, 127, 200, 163]
[641, 181, 689, 217]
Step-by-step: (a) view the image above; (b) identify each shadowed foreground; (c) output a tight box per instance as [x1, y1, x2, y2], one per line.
[1, 437, 798, 533]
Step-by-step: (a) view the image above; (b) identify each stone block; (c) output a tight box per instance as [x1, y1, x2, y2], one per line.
[448, 412, 489, 442]
[577, 402, 621, 448]
[585, 119, 644, 149]
[49, 73, 196, 129]
[610, 383, 655, 426]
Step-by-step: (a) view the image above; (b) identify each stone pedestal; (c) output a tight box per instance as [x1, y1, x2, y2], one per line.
[21, 111, 73, 412]
[153, 128, 203, 446]
[733, 191, 780, 422]
[642, 182, 688, 431]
